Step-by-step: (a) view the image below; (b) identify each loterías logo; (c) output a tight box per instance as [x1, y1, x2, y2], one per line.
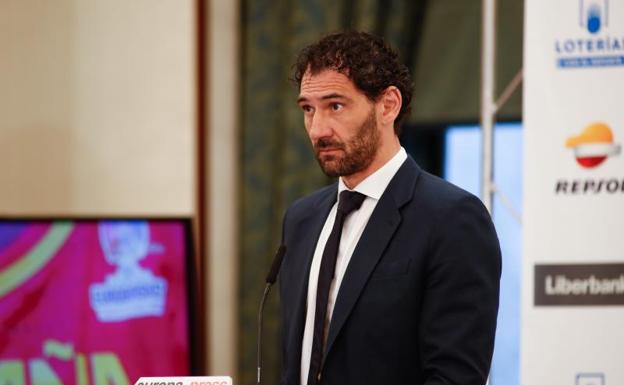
[581, 0, 608, 34]
[554, 0, 624, 69]
[565, 122, 621, 168]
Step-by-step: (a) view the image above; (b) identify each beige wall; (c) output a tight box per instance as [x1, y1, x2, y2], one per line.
[0, 0, 243, 378]
[0, 0, 196, 216]
[207, 0, 239, 379]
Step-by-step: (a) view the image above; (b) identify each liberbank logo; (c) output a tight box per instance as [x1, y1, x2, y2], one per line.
[535, 263, 624, 306]
[555, 122, 623, 195]
[576, 373, 605, 385]
[555, 0, 624, 68]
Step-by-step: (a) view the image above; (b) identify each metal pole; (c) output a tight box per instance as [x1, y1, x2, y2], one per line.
[480, 0, 497, 214]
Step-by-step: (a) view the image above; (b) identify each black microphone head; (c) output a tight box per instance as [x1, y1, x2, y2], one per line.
[265, 245, 286, 284]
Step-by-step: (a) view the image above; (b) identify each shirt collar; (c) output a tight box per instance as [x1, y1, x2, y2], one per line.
[338, 147, 407, 200]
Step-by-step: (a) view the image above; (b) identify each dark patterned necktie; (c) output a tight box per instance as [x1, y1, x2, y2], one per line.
[307, 190, 366, 385]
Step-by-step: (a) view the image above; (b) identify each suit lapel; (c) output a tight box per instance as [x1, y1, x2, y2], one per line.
[323, 157, 420, 359]
[285, 184, 337, 380]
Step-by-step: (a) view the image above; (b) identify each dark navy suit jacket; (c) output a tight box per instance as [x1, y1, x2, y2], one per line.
[279, 157, 501, 385]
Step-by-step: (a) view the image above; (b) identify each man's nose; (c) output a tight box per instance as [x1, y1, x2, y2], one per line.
[308, 111, 332, 141]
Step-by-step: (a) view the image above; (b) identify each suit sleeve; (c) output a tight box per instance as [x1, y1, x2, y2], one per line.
[419, 195, 502, 385]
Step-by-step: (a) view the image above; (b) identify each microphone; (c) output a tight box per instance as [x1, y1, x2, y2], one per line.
[256, 245, 286, 385]
[265, 245, 286, 284]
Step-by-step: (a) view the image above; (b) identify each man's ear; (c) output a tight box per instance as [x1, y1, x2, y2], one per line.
[378, 86, 402, 127]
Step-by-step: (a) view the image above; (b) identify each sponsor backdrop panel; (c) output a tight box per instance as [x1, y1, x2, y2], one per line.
[524, 0, 624, 384]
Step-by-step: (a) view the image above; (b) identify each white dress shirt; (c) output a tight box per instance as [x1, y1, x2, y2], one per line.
[300, 147, 408, 385]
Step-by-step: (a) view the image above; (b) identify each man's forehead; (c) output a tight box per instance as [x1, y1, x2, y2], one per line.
[299, 69, 357, 98]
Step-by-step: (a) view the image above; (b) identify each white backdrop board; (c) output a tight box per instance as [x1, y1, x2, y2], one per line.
[523, 1, 624, 384]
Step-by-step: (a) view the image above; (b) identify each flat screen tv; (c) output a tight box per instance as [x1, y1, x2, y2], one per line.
[0, 219, 195, 385]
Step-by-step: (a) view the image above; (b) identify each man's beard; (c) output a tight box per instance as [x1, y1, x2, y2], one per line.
[313, 109, 380, 178]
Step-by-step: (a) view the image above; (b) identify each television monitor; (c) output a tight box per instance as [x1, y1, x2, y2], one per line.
[0, 219, 194, 385]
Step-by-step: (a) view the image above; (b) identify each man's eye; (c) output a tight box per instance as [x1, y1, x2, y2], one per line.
[301, 105, 314, 113]
[331, 103, 343, 111]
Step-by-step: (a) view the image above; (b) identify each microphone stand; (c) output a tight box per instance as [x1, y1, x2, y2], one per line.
[257, 283, 271, 385]
[256, 245, 286, 385]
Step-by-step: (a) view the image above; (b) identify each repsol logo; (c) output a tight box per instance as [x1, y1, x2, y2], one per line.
[535, 263, 624, 306]
[555, 178, 624, 195]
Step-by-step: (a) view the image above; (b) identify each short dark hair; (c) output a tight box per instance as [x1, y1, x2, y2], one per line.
[293, 31, 413, 134]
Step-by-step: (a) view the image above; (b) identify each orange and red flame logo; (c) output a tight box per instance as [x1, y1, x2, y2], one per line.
[565, 122, 621, 168]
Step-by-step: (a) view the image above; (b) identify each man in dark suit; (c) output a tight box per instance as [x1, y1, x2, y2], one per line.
[279, 31, 501, 385]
